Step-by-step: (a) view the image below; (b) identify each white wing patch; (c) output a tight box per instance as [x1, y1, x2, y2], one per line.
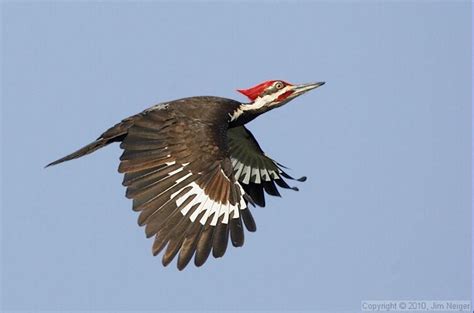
[230, 156, 281, 184]
[172, 181, 247, 226]
[251, 167, 261, 184]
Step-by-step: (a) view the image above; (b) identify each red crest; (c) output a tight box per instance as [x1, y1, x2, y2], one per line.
[237, 80, 292, 101]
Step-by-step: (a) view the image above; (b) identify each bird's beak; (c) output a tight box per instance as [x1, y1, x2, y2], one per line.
[291, 82, 325, 97]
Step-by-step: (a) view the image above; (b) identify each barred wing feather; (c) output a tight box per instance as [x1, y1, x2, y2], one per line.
[119, 109, 256, 270]
[227, 126, 306, 207]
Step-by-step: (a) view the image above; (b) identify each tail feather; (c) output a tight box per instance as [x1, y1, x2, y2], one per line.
[45, 114, 137, 168]
[45, 139, 109, 168]
[45, 113, 144, 168]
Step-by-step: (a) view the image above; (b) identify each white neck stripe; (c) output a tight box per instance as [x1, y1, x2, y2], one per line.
[229, 86, 292, 122]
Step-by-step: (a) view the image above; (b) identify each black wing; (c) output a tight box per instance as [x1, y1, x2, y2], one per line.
[119, 105, 256, 270]
[227, 126, 306, 207]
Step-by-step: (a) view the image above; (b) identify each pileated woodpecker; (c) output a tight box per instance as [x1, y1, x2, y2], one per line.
[47, 80, 325, 270]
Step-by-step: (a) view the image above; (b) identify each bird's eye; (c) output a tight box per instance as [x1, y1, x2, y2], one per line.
[275, 81, 284, 89]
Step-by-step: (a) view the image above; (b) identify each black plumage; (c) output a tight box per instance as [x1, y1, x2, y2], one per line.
[47, 79, 325, 269]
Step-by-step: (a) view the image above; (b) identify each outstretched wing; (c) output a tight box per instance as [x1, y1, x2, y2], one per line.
[227, 126, 306, 207]
[119, 107, 256, 270]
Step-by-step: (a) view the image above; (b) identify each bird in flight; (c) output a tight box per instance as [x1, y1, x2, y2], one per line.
[47, 80, 325, 270]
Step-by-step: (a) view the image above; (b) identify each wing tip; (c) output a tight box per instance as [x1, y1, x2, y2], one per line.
[297, 176, 307, 182]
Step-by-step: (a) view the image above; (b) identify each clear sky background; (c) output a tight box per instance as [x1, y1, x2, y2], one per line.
[1, 1, 471, 312]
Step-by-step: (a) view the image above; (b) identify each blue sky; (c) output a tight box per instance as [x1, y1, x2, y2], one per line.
[1, 1, 471, 312]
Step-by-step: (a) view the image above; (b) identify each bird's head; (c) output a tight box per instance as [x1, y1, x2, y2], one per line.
[238, 80, 325, 108]
[231, 80, 325, 123]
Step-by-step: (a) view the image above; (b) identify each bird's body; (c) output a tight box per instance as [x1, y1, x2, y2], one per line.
[47, 80, 324, 270]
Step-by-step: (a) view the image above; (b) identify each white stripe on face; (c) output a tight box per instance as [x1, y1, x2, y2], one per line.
[229, 85, 293, 121]
[244, 85, 293, 110]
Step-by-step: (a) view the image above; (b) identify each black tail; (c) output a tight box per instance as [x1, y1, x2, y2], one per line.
[45, 138, 112, 168]
[45, 116, 136, 168]
[45, 113, 143, 168]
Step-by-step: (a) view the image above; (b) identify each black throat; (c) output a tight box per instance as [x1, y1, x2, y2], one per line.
[228, 105, 269, 128]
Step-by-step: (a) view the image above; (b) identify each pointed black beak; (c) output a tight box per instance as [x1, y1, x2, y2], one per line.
[292, 82, 325, 96]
